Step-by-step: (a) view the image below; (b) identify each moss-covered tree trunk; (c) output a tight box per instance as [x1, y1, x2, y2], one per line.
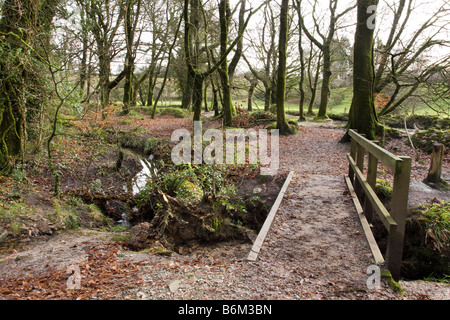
[346, 0, 381, 140]
[317, 46, 331, 119]
[184, 0, 262, 124]
[122, 0, 134, 114]
[219, 0, 234, 127]
[294, 0, 306, 121]
[0, 0, 58, 172]
[275, 0, 293, 135]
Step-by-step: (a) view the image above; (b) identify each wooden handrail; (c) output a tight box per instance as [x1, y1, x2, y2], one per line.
[348, 129, 402, 171]
[346, 129, 411, 281]
[347, 154, 397, 231]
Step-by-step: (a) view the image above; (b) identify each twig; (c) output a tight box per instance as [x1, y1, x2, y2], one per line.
[404, 113, 420, 161]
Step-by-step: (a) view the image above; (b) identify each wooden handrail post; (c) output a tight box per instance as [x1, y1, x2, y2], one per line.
[386, 156, 411, 281]
[349, 134, 357, 183]
[355, 142, 365, 199]
[347, 129, 412, 280]
[364, 151, 378, 223]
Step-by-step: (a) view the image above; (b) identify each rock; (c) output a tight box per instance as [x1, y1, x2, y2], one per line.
[168, 279, 181, 293]
[136, 291, 148, 300]
[36, 219, 52, 235]
[0, 230, 8, 242]
[127, 222, 153, 250]
[246, 230, 258, 244]
[253, 187, 262, 194]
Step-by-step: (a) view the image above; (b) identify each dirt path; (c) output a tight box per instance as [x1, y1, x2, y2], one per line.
[1, 122, 449, 300]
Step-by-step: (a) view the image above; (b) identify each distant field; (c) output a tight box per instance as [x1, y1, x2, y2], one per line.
[131, 86, 449, 119]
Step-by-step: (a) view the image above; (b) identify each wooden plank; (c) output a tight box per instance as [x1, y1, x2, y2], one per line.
[247, 171, 295, 261]
[349, 130, 402, 171]
[344, 174, 385, 264]
[347, 154, 397, 231]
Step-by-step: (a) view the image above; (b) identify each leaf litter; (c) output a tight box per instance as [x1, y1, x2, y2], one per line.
[0, 120, 449, 300]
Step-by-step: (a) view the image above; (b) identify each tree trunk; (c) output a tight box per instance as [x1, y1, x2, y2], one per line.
[181, 72, 194, 110]
[123, 64, 134, 114]
[275, 0, 293, 135]
[0, 0, 41, 171]
[192, 74, 205, 121]
[210, 77, 220, 116]
[317, 46, 331, 119]
[293, 0, 306, 121]
[247, 79, 257, 112]
[346, 0, 381, 141]
[219, 0, 234, 127]
[264, 85, 272, 112]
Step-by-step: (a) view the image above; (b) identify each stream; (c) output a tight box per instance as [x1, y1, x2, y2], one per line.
[118, 155, 157, 228]
[130, 155, 157, 196]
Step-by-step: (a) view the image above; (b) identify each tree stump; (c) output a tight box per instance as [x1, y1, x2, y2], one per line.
[425, 142, 445, 184]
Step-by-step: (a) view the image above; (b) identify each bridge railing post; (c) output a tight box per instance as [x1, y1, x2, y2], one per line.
[386, 156, 411, 281]
[346, 129, 411, 281]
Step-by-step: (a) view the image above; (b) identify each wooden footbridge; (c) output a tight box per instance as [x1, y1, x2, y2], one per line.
[247, 129, 411, 282]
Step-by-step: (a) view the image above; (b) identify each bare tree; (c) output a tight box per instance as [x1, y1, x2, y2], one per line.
[242, 2, 278, 112]
[122, 0, 143, 114]
[298, 0, 355, 119]
[183, 0, 264, 122]
[276, 0, 294, 134]
[374, 0, 450, 116]
[345, 0, 382, 140]
[84, 0, 126, 112]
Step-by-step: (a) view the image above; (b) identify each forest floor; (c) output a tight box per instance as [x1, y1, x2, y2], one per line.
[0, 112, 449, 300]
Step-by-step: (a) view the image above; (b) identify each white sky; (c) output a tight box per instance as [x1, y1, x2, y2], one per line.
[107, 0, 450, 74]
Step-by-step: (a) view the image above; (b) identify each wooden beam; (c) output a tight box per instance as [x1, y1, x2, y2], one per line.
[348, 129, 402, 172]
[347, 154, 397, 231]
[344, 174, 385, 264]
[247, 171, 294, 261]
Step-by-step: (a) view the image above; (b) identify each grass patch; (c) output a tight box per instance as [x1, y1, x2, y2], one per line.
[159, 107, 189, 118]
[402, 201, 450, 281]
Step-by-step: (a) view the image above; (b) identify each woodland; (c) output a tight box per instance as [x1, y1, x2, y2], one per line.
[0, 0, 449, 300]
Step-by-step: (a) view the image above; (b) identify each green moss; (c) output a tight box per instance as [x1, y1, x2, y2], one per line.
[313, 115, 332, 122]
[51, 199, 81, 230]
[111, 234, 132, 242]
[266, 120, 299, 134]
[144, 138, 162, 155]
[411, 129, 450, 153]
[176, 179, 204, 202]
[159, 107, 189, 118]
[10, 221, 23, 235]
[402, 201, 450, 280]
[381, 268, 404, 295]
[375, 179, 393, 199]
[415, 201, 450, 252]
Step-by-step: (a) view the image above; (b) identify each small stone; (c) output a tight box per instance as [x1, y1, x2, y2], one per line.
[136, 291, 148, 300]
[168, 279, 181, 293]
[253, 187, 262, 194]
[0, 230, 8, 242]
